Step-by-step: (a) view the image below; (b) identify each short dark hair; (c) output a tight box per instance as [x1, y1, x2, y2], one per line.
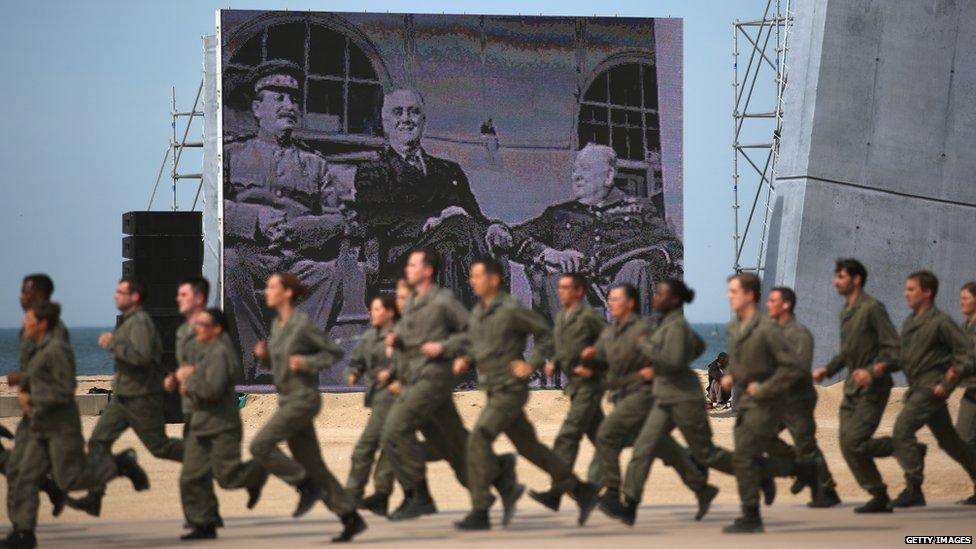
[835, 258, 868, 288]
[728, 273, 761, 303]
[718, 352, 728, 360]
[372, 294, 400, 321]
[30, 300, 61, 328]
[23, 274, 55, 299]
[560, 272, 588, 291]
[962, 281, 976, 299]
[119, 276, 147, 303]
[661, 278, 695, 305]
[771, 286, 797, 312]
[409, 248, 440, 278]
[611, 283, 640, 310]
[202, 307, 227, 331]
[908, 270, 939, 298]
[180, 276, 210, 302]
[471, 256, 503, 278]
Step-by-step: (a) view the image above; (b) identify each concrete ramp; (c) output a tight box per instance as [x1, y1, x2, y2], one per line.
[765, 0, 976, 370]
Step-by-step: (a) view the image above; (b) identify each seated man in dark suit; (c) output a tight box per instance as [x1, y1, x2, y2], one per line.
[353, 88, 493, 305]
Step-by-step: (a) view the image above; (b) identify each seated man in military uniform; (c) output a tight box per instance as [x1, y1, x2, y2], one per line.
[223, 60, 353, 383]
[353, 88, 493, 306]
[495, 143, 682, 319]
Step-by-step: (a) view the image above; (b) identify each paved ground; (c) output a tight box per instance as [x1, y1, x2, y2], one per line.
[29, 501, 976, 548]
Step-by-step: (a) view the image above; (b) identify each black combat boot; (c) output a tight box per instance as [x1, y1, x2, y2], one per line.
[597, 488, 629, 523]
[246, 480, 264, 510]
[723, 505, 764, 533]
[388, 479, 437, 521]
[854, 490, 892, 513]
[360, 492, 390, 517]
[180, 524, 217, 541]
[571, 481, 600, 526]
[454, 510, 490, 531]
[293, 477, 322, 518]
[0, 530, 37, 549]
[332, 511, 367, 542]
[760, 476, 776, 506]
[39, 477, 66, 517]
[696, 484, 719, 520]
[527, 488, 561, 511]
[889, 484, 926, 509]
[809, 487, 841, 508]
[66, 491, 103, 517]
[114, 448, 150, 491]
[793, 460, 821, 499]
[493, 453, 523, 526]
[602, 496, 636, 526]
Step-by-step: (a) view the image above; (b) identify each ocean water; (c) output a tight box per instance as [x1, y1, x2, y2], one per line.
[0, 323, 728, 376]
[0, 327, 115, 376]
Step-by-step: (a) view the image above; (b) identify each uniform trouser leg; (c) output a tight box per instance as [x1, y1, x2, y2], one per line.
[892, 389, 976, 487]
[596, 390, 653, 492]
[417, 403, 469, 487]
[733, 404, 781, 508]
[552, 383, 603, 485]
[346, 397, 394, 500]
[12, 430, 118, 531]
[180, 429, 219, 527]
[956, 389, 976, 455]
[5, 418, 30, 518]
[838, 389, 892, 495]
[250, 399, 355, 515]
[89, 395, 183, 463]
[182, 427, 267, 526]
[468, 387, 576, 510]
[623, 400, 728, 503]
[381, 377, 466, 491]
[781, 395, 837, 490]
[249, 400, 316, 485]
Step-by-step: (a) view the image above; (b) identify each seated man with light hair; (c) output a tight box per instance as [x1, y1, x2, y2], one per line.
[493, 143, 682, 318]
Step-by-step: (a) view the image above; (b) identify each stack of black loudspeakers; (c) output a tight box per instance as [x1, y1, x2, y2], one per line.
[122, 211, 203, 422]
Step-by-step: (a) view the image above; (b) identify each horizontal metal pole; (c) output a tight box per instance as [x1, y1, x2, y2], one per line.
[173, 142, 203, 148]
[173, 111, 204, 117]
[735, 143, 774, 149]
[174, 173, 203, 180]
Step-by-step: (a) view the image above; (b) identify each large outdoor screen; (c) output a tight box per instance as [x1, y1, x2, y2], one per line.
[218, 10, 683, 388]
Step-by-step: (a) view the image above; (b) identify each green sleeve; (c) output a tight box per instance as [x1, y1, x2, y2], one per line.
[299, 325, 344, 374]
[940, 317, 974, 392]
[587, 331, 610, 372]
[27, 347, 76, 410]
[186, 348, 232, 404]
[512, 306, 553, 370]
[111, 318, 157, 368]
[641, 323, 686, 375]
[755, 325, 803, 399]
[440, 298, 471, 359]
[344, 337, 370, 379]
[871, 302, 901, 371]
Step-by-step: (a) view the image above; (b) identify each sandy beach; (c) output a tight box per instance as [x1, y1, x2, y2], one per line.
[1, 373, 974, 546]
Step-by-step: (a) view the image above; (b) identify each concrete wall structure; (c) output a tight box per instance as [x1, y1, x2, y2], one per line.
[765, 0, 976, 377]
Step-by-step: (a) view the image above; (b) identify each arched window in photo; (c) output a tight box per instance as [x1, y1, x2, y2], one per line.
[577, 56, 663, 209]
[223, 14, 390, 141]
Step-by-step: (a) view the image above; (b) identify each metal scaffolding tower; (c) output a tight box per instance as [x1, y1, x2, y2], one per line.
[732, 0, 794, 274]
[148, 81, 205, 211]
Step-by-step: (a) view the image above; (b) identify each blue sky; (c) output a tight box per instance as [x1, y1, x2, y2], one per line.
[0, 0, 764, 327]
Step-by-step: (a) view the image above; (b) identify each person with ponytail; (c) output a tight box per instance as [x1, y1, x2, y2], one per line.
[609, 278, 728, 526]
[249, 273, 367, 543]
